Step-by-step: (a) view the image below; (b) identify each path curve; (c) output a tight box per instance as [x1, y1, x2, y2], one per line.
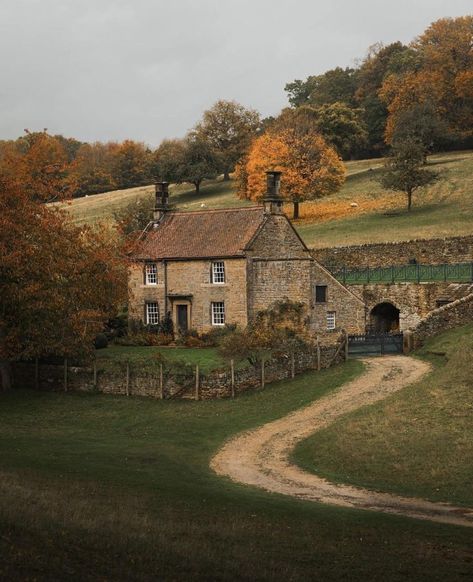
[211, 356, 473, 528]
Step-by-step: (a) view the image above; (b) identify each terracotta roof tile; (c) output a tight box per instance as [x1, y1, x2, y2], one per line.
[134, 207, 266, 260]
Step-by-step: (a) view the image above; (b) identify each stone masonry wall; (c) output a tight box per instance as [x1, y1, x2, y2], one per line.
[411, 292, 473, 346]
[247, 214, 365, 336]
[313, 235, 473, 268]
[350, 282, 454, 330]
[312, 264, 366, 334]
[13, 339, 346, 401]
[129, 258, 248, 333]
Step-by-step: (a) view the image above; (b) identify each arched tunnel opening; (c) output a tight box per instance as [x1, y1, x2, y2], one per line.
[369, 302, 400, 333]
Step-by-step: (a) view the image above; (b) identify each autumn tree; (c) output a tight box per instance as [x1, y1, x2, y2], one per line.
[380, 16, 473, 147]
[354, 42, 411, 154]
[72, 142, 116, 196]
[112, 140, 153, 189]
[268, 104, 367, 160]
[240, 129, 345, 218]
[193, 100, 260, 180]
[0, 130, 76, 202]
[0, 171, 127, 390]
[380, 138, 439, 211]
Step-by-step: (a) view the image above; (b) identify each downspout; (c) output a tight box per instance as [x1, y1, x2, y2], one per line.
[164, 260, 168, 316]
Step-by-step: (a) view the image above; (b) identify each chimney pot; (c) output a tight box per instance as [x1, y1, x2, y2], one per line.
[153, 181, 169, 220]
[263, 170, 283, 215]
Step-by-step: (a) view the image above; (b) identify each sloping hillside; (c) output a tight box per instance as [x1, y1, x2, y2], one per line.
[60, 150, 473, 248]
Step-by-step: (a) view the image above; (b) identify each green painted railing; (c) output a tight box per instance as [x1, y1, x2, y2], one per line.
[328, 262, 473, 285]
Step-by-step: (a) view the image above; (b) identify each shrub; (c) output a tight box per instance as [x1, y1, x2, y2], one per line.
[200, 323, 237, 347]
[107, 311, 128, 338]
[94, 333, 109, 349]
[175, 329, 206, 348]
[114, 332, 173, 347]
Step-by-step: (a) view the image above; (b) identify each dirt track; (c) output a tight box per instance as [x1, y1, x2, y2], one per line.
[211, 356, 473, 528]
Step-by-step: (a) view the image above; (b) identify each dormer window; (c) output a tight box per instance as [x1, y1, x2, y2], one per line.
[145, 263, 157, 285]
[211, 261, 225, 284]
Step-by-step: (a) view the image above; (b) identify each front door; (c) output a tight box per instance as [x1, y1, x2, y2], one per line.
[176, 304, 189, 333]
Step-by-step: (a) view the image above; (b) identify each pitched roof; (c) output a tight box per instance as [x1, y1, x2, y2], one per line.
[134, 207, 267, 260]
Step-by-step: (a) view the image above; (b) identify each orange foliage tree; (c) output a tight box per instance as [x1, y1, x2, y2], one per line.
[238, 129, 345, 218]
[381, 16, 473, 144]
[0, 130, 77, 202]
[0, 171, 127, 390]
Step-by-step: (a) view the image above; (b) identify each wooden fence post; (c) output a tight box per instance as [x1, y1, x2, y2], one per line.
[159, 364, 164, 400]
[195, 365, 200, 401]
[230, 359, 235, 399]
[290, 351, 295, 379]
[345, 332, 349, 361]
[34, 358, 39, 390]
[93, 360, 97, 390]
[126, 362, 130, 396]
[316, 338, 321, 371]
[261, 359, 265, 388]
[64, 358, 68, 392]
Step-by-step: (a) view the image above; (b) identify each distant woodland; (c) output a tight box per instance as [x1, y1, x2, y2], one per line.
[0, 16, 471, 201]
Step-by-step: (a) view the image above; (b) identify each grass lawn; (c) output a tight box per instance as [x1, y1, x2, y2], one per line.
[96, 344, 229, 374]
[293, 325, 473, 507]
[59, 151, 473, 249]
[1, 359, 473, 580]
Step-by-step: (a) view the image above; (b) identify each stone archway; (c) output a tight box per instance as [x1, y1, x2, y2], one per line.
[369, 302, 400, 333]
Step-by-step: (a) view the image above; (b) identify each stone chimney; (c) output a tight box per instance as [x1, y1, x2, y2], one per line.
[263, 171, 283, 215]
[153, 182, 169, 221]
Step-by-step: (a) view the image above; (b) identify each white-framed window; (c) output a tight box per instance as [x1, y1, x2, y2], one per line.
[326, 311, 336, 330]
[146, 302, 160, 325]
[145, 263, 157, 285]
[211, 302, 225, 326]
[211, 261, 225, 284]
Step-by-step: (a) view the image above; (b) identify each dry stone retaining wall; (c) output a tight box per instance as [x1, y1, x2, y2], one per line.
[313, 235, 473, 269]
[411, 292, 473, 347]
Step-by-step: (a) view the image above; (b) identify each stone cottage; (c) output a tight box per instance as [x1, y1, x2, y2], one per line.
[129, 172, 365, 336]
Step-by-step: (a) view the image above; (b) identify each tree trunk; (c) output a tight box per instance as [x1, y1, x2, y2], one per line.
[194, 181, 201, 195]
[293, 201, 300, 219]
[223, 171, 231, 181]
[0, 360, 13, 391]
[407, 191, 412, 211]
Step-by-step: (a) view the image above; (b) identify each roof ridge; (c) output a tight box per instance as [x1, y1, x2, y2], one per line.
[167, 206, 262, 216]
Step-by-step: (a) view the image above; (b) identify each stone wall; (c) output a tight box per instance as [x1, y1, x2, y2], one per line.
[350, 282, 451, 331]
[411, 292, 473, 346]
[247, 214, 366, 335]
[313, 235, 473, 268]
[129, 257, 248, 334]
[13, 339, 347, 401]
[312, 265, 366, 334]
[347, 282, 473, 331]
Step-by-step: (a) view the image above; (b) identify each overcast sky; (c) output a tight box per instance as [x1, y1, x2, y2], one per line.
[0, 0, 471, 146]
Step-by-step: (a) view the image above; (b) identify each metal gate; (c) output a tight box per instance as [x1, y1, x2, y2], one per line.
[348, 333, 404, 357]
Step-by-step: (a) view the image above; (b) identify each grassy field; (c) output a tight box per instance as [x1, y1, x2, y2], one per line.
[62, 177, 249, 224]
[97, 345, 229, 373]
[2, 359, 473, 580]
[293, 325, 473, 507]
[60, 150, 473, 248]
